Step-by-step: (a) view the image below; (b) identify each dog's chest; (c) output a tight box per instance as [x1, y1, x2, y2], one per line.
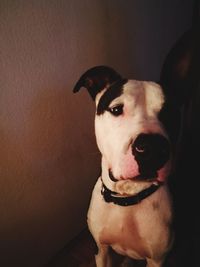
[99, 210, 150, 259]
[88, 179, 173, 259]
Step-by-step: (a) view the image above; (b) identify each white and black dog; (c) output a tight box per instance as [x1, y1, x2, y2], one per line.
[72, 18, 198, 266]
[73, 66, 176, 267]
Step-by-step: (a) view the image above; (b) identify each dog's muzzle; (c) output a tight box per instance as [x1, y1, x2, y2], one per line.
[132, 133, 170, 179]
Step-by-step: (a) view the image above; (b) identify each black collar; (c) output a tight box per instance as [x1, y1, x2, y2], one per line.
[101, 181, 163, 206]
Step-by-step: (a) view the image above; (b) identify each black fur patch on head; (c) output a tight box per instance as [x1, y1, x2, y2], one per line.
[96, 79, 127, 115]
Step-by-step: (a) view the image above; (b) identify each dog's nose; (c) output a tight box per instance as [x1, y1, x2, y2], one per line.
[132, 133, 170, 177]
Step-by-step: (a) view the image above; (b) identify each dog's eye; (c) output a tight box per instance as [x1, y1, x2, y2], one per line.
[108, 104, 124, 116]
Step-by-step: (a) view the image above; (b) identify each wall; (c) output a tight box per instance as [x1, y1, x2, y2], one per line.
[0, 0, 193, 266]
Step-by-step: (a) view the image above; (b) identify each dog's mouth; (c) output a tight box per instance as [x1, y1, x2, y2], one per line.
[109, 170, 118, 182]
[109, 169, 158, 182]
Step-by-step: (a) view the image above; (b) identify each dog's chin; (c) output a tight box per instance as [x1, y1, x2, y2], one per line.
[109, 169, 167, 196]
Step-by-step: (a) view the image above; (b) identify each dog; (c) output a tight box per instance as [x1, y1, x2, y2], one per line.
[73, 64, 180, 267]
[72, 13, 200, 265]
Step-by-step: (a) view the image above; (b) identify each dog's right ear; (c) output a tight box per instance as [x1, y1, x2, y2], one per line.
[73, 66, 122, 100]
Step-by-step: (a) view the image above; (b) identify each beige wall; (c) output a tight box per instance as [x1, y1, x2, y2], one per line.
[0, 0, 193, 266]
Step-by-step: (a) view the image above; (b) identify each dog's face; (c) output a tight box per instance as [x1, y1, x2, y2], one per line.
[95, 79, 171, 182]
[73, 66, 181, 184]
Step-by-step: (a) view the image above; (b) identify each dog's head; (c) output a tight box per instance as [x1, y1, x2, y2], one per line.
[73, 18, 198, 185]
[73, 66, 182, 185]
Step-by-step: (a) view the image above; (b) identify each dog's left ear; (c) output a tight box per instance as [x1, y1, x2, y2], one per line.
[73, 65, 122, 100]
[160, 16, 200, 106]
